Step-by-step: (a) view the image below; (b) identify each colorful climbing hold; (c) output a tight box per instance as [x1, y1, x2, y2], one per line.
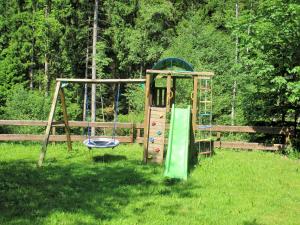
[159, 114, 164, 118]
[149, 137, 155, 143]
[152, 121, 156, 126]
[154, 147, 160, 153]
[156, 130, 162, 135]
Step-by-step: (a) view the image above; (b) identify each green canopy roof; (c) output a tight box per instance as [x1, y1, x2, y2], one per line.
[152, 57, 194, 71]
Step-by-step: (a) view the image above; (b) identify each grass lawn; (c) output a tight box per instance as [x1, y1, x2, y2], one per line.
[0, 143, 299, 225]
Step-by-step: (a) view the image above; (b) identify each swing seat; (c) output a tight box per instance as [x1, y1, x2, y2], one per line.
[83, 138, 120, 149]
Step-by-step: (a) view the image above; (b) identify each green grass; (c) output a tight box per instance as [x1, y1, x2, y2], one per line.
[0, 143, 299, 225]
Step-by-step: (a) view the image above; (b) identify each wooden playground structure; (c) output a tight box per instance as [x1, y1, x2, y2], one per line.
[0, 58, 293, 174]
[36, 71, 213, 166]
[143, 69, 213, 163]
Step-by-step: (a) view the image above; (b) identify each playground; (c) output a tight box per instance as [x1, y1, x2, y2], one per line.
[0, 143, 299, 225]
[0, 58, 299, 225]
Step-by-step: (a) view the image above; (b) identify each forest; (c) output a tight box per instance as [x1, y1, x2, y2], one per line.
[1, 1, 300, 224]
[0, 0, 299, 149]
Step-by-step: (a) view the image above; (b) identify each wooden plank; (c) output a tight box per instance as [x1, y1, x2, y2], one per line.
[59, 88, 72, 151]
[143, 74, 151, 163]
[147, 106, 166, 164]
[192, 76, 198, 130]
[0, 120, 135, 129]
[213, 141, 285, 151]
[197, 125, 290, 134]
[0, 120, 134, 128]
[38, 81, 61, 167]
[197, 77, 211, 80]
[166, 75, 172, 112]
[130, 123, 134, 143]
[0, 134, 131, 142]
[150, 107, 167, 112]
[52, 127, 56, 144]
[56, 78, 146, 84]
[146, 69, 214, 76]
[1, 119, 290, 135]
[136, 123, 144, 129]
[0, 120, 48, 126]
[136, 137, 143, 143]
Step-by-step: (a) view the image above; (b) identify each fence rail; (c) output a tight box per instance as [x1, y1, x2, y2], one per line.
[0, 120, 293, 151]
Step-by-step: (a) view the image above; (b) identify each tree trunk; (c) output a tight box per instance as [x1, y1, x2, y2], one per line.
[231, 0, 239, 126]
[83, 17, 91, 121]
[44, 0, 50, 96]
[29, 50, 34, 90]
[246, 0, 252, 53]
[91, 0, 98, 136]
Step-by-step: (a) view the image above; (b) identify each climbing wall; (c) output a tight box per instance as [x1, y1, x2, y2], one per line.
[147, 107, 166, 163]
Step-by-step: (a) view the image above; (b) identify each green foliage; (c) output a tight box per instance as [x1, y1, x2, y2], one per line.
[162, 16, 235, 123]
[2, 84, 50, 120]
[123, 84, 145, 113]
[0, 0, 298, 147]
[233, 0, 300, 125]
[1, 84, 51, 133]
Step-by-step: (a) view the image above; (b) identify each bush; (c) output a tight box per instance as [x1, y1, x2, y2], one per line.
[1, 85, 51, 134]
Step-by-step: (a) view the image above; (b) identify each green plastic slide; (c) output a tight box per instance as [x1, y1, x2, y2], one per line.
[164, 104, 191, 180]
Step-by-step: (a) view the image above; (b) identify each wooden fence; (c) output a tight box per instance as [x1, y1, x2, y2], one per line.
[0, 120, 293, 151]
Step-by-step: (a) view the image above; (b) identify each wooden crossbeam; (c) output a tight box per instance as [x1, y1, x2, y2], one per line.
[56, 78, 145, 84]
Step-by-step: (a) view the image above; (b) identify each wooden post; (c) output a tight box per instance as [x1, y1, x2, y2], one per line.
[143, 74, 151, 163]
[38, 81, 61, 167]
[59, 88, 72, 151]
[166, 75, 172, 112]
[52, 127, 56, 145]
[172, 77, 176, 105]
[217, 132, 221, 148]
[137, 128, 141, 139]
[131, 123, 134, 143]
[192, 76, 198, 131]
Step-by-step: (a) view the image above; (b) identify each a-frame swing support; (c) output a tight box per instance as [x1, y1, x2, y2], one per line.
[38, 78, 146, 167]
[38, 81, 72, 167]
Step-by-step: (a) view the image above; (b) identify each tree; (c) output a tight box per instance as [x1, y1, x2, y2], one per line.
[234, 0, 300, 129]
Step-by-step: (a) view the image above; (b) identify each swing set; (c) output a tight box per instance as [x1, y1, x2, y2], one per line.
[38, 58, 214, 172]
[37, 78, 145, 167]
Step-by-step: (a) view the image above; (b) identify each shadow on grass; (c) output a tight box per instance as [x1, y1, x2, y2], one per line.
[0, 160, 151, 224]
[92, 154, 127, 163]
[244, 219, 264, 225]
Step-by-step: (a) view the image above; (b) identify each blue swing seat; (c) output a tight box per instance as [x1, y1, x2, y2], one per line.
[83, 138, 120, 149]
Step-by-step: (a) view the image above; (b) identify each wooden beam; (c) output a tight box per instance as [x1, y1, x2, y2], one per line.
[146, 69, 214, 76]
[192, 76, 198, 130]
[213, 141, 285, 151]
[56, 78, 145, 84]
[0, 120, 136, 128]
[197, 125, 290, 135]
[0, 119, 291, 135]
[143, 74, 151, 163]
[166, 75, 172, 112]
[38, 81, 61, 167]
[59, 88, 72, 151]
[172, 77, 176, 105]
[0, 134, 132, 143]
